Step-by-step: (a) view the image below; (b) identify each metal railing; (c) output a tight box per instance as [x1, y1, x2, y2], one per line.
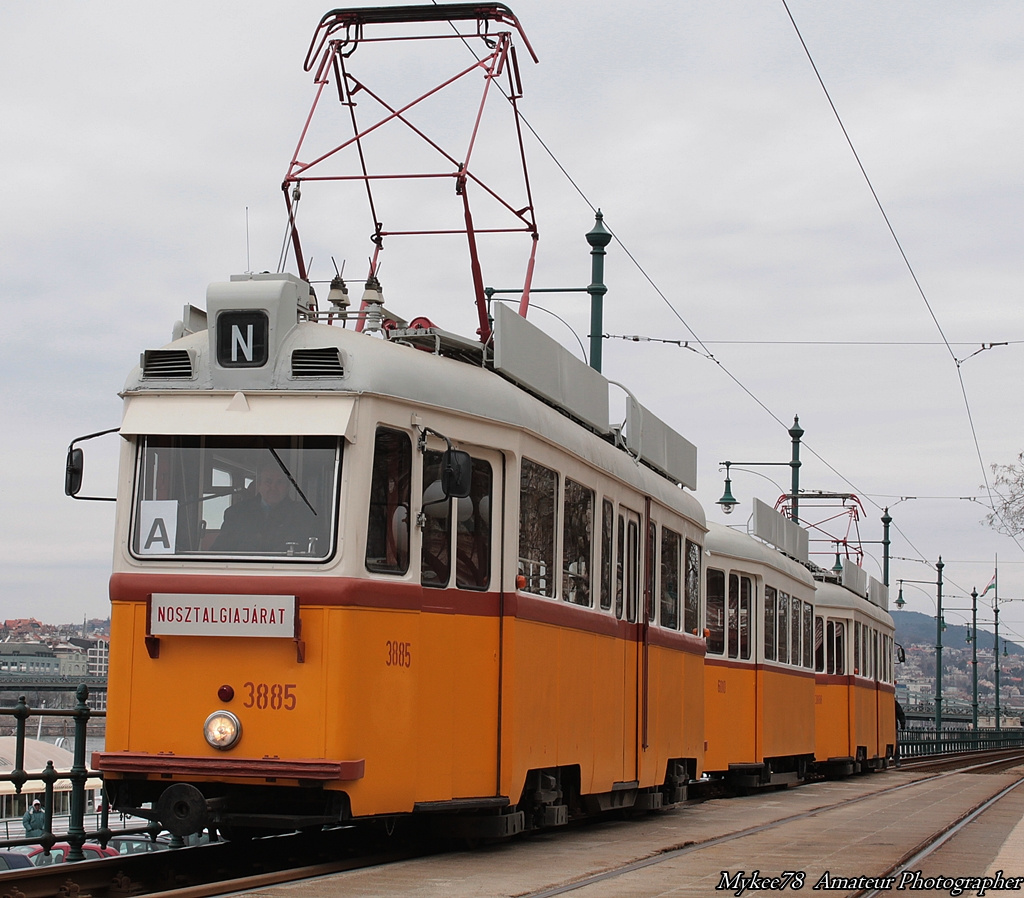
[0, 685, 111, 861]
[899, 726, 1024, 759]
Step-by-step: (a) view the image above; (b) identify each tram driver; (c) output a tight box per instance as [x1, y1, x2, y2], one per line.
[213, 463, 320, 555]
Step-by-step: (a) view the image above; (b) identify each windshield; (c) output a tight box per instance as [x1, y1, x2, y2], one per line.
[131, 435, 340, 560]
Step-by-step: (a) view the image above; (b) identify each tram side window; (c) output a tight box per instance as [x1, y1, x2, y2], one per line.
[728, 574, 739, 659]
[854, 621, 861, 675]
[802, 601, 813, 669]
[764, 586, 777, 661]
[455, 458, 492, 591]
[790, 596, 801, 667]
[778, 593, 790, 664]
[562, 478, 594, 606]
[626, 517, 640, 622]
[615, 514, 625, 618]
[740, 576, 752, 660]
[684, 539, 701, 635]
[706, 568, 726, 655]
[646, 522, 657, 622]
[519, 459, 557, 597]
[815, 616, 825, 672]
[418, 451, 492, 590]
[366, 427, 412, 574]
[421, 450, 451, 588]
[660, 528, 681, 631]
[600, 500, 614, 611]
[834, 621, 845, 675]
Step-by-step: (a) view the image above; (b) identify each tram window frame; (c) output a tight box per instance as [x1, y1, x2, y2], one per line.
[420, 449, 452, 588]
[706, 568, 726, 655]
[600, 499, 614, 611]
[562, 478, 594, 606]
[518, 458, 558, 598]
[764, 585, 777, 661]
[834, 621, 845, 675]
[684, 539, 701, 635]
[660, 527, 681, 631]
[802, 601, 813, 669]
[615, 514, 625, 619]
[740, 576, 752, 660]
[645, 521, 657, 622]
[790, 595, 802, 668]
[777, 593, 790, 665]
[455, 458, 492, 591]
[131, 434, 340, 562]
[728, 574, 740, 659]
[626, 516, 640, 623]
[366, 427, 412, 575]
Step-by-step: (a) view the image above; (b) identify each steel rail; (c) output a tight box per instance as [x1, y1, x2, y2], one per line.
[517, 750, 1024, 898]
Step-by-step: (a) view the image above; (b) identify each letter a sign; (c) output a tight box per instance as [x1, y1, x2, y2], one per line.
[217, 311, 269, 368]
[138, 500, 178, 555]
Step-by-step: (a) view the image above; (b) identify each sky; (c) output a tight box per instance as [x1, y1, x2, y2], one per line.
[1, 1, 1023, 644]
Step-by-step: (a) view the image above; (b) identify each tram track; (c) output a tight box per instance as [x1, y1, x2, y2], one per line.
[517, 751, 1024, 898]
[4, 752, 1024, 898]
[0, 827, 432, 898]
[853, 771, 1024, 898]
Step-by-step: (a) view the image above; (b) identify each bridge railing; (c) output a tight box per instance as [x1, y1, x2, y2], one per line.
[899, 726, 1024, 759]
[0, 686, 115, 861]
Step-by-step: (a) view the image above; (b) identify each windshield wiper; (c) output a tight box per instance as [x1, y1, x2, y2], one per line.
[266, 446, 317, 516]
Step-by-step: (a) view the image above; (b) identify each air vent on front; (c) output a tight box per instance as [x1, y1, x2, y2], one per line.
[291, 347, 345, 378]
[142, 349, 193, 379]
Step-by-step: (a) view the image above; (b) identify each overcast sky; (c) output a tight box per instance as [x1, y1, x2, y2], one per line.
[2, 1, 1023, 644]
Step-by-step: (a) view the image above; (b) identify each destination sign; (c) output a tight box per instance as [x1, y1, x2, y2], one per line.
[150, 594, 296, 638]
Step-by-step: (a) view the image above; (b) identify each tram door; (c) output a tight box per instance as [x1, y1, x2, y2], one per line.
[616, 507, 642, 780]
[418, 443, 504, 799]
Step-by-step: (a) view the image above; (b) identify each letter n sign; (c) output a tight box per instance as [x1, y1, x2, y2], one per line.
[217, 311, 269, 368]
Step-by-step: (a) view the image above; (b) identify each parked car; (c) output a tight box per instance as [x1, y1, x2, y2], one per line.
[7, 842, 118, 865]
[0, 850, 34, 871]
[107, 833, 170, 854]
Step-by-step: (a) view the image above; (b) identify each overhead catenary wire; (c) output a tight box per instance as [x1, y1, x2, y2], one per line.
[438, 3, 1021, 573]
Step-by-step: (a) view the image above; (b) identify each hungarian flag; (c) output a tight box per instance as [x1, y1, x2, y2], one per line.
[982, 572, 997, 595]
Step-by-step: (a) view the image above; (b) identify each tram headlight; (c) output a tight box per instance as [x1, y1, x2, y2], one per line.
[203, 710, 242, 750]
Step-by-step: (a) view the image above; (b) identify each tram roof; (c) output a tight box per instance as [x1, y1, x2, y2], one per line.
[705, 523, 815, 590]
[121, 274, 705, 525]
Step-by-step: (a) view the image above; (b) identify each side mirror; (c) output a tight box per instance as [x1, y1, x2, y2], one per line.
[64, 428, 120, 502]
[895, 644, 906, 664]
[441, 449, 472, 499]
[65, 447, 85, 497]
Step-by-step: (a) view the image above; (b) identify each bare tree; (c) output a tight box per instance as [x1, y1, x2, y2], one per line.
[985, 453, 1024, 536]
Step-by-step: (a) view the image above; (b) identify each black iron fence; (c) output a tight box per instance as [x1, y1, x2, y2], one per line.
[0, 685, 112, 861]
[899, 726, 1024, 759]
[4, 686, 1024, 861]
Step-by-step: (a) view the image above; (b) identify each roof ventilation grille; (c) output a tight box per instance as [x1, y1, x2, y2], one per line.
[292, 347, 345, 378]
[142, 349, 193, 379]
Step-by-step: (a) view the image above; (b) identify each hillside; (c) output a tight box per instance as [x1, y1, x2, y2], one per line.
[892, 609, 1022, 656]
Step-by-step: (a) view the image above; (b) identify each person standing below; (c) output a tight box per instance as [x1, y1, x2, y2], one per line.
[22, 799, 45, 838]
